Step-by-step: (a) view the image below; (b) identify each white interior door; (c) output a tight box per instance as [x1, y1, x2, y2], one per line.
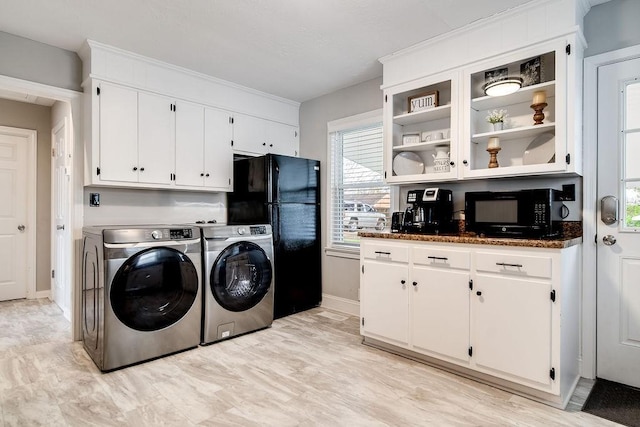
[597, 56, 640, 388]
[52, 119, 71, 318]
[0, 126, 35, 301]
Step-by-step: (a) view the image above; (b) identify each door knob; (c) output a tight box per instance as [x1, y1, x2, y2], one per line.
[603, 235, 617, 246]
[57, 225, 65, 230]
[17, 224, 25, 232]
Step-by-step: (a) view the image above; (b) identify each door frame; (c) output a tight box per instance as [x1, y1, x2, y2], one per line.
[51, 116, 72, 319]
[0, 125, 37, 299]
[0, 74, 82, 340]
[583, 44, 640, 379]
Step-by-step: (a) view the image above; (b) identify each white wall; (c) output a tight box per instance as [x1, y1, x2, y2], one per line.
[299, 77, 383, 304]
[584, 0, 640, 57]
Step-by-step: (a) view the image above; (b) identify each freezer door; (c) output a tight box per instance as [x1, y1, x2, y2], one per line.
[269, 154, 320, 204]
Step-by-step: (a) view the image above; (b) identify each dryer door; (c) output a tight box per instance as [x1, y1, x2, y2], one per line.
[211, 242, 273, 312]
[110, 247, 199, 331]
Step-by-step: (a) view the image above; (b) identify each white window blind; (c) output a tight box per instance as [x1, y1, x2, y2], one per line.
[329, 120, 389, 247]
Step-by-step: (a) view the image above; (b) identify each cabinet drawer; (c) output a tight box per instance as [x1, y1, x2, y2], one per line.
[362, 243, 409, 263]
[475, 252, 552, 279]
[412, 246, 470, 270]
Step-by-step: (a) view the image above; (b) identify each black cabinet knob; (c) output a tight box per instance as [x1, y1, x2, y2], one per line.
[133, 167, 138, 171]
[449, 161, 455, 166]
[401, 280, 406, 285]
[412, 281, 418, 287]
[463, 160, 468, 165]
[262, 142, 266, 146]
[205, 173, 210, 177]
[476, 291, 482, 296]
[140, 167, 144, 172]
[200, 173, 204, 177]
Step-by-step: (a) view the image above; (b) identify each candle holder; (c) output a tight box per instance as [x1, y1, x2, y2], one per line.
[487, 147, 501, 168]
[530, 102, 548, 125]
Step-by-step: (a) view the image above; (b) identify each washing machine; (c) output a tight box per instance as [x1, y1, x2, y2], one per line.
[82, 225, 202, 371]
[201, 224, 274, 344]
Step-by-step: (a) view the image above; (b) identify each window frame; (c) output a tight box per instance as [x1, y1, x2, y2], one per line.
[325, 109, 386, 257]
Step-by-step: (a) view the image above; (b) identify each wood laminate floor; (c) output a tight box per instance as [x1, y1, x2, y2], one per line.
[0, 298, 617, 426]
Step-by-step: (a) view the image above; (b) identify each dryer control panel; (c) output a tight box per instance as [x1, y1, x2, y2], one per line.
[250, 226, 268, 235]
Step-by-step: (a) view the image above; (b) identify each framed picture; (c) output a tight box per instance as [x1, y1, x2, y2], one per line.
[484, 67, 508, 85]
[520, 56, 541, 87]
[408, 91, 438, 113]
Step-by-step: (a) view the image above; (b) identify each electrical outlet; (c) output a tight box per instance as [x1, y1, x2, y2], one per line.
[89, 193, 100, 207]
[560, 184, 575, 201]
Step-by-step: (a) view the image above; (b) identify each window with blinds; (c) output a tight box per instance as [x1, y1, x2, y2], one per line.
[329, 121, 389, 247]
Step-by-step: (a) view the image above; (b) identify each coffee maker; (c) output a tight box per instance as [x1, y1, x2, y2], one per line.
[397, 188, 455, 234]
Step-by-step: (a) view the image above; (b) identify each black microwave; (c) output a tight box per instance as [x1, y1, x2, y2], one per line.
[465, 189, 562, 238]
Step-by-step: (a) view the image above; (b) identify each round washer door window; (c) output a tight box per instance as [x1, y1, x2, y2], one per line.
[110, 247, 199, 331]
[211, 242, 272, 312]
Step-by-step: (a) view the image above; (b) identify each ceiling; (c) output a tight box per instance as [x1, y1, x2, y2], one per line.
[0, 0, 609, 103]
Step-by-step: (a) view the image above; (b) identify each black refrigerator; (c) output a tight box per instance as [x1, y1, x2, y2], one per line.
[227, 154, 321, 319]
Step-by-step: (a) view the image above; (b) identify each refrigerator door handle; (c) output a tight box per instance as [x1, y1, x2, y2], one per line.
[269, 203, 280, 245]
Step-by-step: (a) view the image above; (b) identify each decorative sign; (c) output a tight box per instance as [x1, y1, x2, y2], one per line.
[520, 56, 542, 87]
[484, 67, 508, 85]
[408, 91, 439, 113]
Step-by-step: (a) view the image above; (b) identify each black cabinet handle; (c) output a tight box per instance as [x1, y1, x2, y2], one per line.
[449, 161, 455, 166]
[263, 142, 266, 146]
[401, 280, 406, 285]
[205, 173, 210, 177]
[427, 256, 448, 261]
[269, 143, 273, 147]
[374, 251, 391, 255]
[140, 167, 144, 172]
[133, 166, 138, 171]
[200, 173, 205, 177]
[476, 291, 482, 296]
[496, 262, 523, 268]
[412, 281, 418, 287]
[463, 160, 468, 165]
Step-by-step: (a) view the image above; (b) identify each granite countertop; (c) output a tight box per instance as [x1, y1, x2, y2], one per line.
[358, 231, 582, 249]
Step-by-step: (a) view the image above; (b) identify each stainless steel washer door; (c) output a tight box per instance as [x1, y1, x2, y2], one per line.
[110, 247, 199, 331]
[211, 241, 272, 312]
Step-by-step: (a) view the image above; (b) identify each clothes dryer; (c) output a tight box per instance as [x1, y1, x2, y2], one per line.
[201, 224, 274, 344]
[82, 225, 202, 371]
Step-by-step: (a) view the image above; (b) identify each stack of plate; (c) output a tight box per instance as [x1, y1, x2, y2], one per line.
[523, 133, 555, 165]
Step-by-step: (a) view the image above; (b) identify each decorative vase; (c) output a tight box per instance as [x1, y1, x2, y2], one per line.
[432, 146, 450, 173]
[493, 122, 504, 131]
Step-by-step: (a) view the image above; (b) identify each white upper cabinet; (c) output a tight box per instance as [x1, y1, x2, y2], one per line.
[203, 107, 233, 190]
[460, 38, 579, 179]
[233, 113, 300, 157]
[81, 40, 300, 191]
[384, 71, 459, 183]
[138, 92, 175, 185]
[97, 82, 138, 183]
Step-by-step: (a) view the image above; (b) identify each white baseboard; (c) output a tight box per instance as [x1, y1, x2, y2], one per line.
[34, 290, 51, 299]
[321, 294, 359, 317]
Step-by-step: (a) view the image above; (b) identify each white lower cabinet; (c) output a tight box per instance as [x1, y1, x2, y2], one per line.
[411, 247, 470, 363]
[360, 238, 580, 408]
[361, 241, 409, 346]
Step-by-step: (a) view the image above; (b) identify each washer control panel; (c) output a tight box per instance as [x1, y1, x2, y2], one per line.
[250, 226, 268, 235]
[169, 228, 193, 239]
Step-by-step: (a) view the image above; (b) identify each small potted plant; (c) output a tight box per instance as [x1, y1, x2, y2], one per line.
[486, 109, 508, 131]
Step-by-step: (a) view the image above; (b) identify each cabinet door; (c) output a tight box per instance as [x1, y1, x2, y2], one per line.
[267, 121, 299, 156]
[411, 266, 470, 362]
[233, 114, 266, 154]
[138, 92, 174, 185]
[175, 101, 205, 187]
[98, 83, 138, 182]
[472, 274, 552, 386]
[204, 108, 233, 191]
[361, 260, 409, 346]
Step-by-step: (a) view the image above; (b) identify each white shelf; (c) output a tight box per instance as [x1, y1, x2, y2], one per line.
[471, 81, 556, 111]
[392, 139, 451, 151]
[394, 104, 451, 126]
[472, 123, 555, 145]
